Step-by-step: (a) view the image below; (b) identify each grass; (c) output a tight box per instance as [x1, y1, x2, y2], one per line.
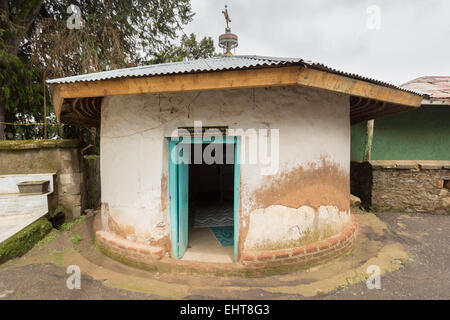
[37, 231, 60, 249]
[71, 233, 82, 245]
[60, 216, 85, 231]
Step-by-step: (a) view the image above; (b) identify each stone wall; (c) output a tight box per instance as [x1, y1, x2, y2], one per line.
[352, 160, 450, 214]
[0, 139, 86, 219]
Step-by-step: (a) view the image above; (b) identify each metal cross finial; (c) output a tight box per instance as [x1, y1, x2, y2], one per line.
[222, 5, 231, 29]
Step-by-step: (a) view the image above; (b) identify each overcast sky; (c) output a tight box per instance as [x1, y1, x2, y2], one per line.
[183, 0, 450, 85]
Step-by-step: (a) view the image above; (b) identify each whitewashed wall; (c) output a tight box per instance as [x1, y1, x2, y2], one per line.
[100, 86, 351, 250]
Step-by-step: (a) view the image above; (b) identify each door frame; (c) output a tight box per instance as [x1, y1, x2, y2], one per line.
[167, 136, 241, 261]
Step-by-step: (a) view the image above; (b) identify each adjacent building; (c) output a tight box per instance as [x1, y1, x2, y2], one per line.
[351, 76, 450, 213]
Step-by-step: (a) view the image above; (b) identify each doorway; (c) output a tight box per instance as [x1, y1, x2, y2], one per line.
[168, 136, 240, 262]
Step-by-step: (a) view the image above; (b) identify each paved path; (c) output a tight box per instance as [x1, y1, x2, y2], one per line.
[317, 212, 450, 299]
[0, 212, 448, 299]
[0, 263, 155, 299]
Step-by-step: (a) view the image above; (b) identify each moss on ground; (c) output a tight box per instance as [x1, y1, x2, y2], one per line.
[36, 230, 60, 249]
[0, 217, 53, 264]
[60, 216, 85, 231]
[71, 233, 82, 244]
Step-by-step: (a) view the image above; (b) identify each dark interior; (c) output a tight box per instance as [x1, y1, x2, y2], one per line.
[188, 143, 234, 230]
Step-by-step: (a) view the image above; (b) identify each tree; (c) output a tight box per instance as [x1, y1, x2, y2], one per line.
[0, 0, 44, 139]
[151, 33, 217, 64]
[28, 0, 196, 77]
[0, 49, 48, 139]
[1, 0, 210, 140]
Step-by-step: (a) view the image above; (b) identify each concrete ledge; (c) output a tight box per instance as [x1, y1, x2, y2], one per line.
[368, 160, 450, 170]
[0, 139, 80, 151]
[0, 217, 52, 264]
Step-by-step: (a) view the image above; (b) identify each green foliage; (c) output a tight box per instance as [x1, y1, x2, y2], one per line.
[30, 0, 197, 76]
[60, 216, 85, 232]
[37, 231, 59, 250]
[0, 49, 55, 139]
[151, 33, 217, 63]
[71, 233, 82, 244]
[1, 0, 217, 141]
[0, 217, 53, 264]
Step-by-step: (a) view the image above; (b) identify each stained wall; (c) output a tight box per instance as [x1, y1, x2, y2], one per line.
[100, 85, 352, 255]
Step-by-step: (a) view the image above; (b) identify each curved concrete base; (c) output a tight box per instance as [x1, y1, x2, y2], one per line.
[3, 211, 412, 299]
[94, 212, 358, 277]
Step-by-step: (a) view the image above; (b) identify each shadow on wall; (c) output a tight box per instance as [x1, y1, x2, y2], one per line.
[350, 161, 372, 211]
[83, 155, 101, 211]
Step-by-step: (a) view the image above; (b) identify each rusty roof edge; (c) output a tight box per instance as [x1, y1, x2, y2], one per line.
[45, 56, 304, 84]
[303, 62, 426, 98]
[46, 55, 426, 97]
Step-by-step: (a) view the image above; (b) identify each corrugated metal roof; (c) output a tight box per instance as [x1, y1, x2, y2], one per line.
[46, 55, 423, 96]
[46, 56, 301, 84]
[400, 76, 450, 104]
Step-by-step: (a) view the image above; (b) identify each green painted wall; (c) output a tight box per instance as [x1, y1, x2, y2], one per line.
[351, 106, 450, 160]
[350, 122, 367, 160]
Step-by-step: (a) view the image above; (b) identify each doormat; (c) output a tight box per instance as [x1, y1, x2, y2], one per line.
[210, 226, 234, 247]
[194, 202, 233, 228]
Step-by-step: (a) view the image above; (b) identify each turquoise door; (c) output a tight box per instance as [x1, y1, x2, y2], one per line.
[168, 140, 179, 258]
[233, 137, 241, 261]
[177, 146, 189, 258]
[168, 137, 240, 261]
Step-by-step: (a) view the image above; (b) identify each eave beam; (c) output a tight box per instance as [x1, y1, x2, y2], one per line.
[49, 65, 424, 122]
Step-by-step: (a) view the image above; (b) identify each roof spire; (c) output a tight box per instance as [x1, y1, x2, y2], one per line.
[222, 5, 231, 31]
[219, 5, 238, 56]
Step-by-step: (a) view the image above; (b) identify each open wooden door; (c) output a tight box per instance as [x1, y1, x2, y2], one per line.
[177, 146, 189, 258]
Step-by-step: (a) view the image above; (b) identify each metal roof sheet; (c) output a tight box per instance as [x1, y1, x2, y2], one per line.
[46, 55, 423, 96]
[400, 76, 450, 103]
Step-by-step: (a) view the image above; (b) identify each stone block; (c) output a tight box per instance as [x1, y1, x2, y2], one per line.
[60, 181, 82, 195]
[58, 194, 82, 207]
[420, 164, 443, 170]
[71, 206, 82, 218]
[59, 172, 83, 186]
[59, 173, 72, 185]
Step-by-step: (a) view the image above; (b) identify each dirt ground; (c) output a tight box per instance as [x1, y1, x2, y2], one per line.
[0, 211, 448, 300]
